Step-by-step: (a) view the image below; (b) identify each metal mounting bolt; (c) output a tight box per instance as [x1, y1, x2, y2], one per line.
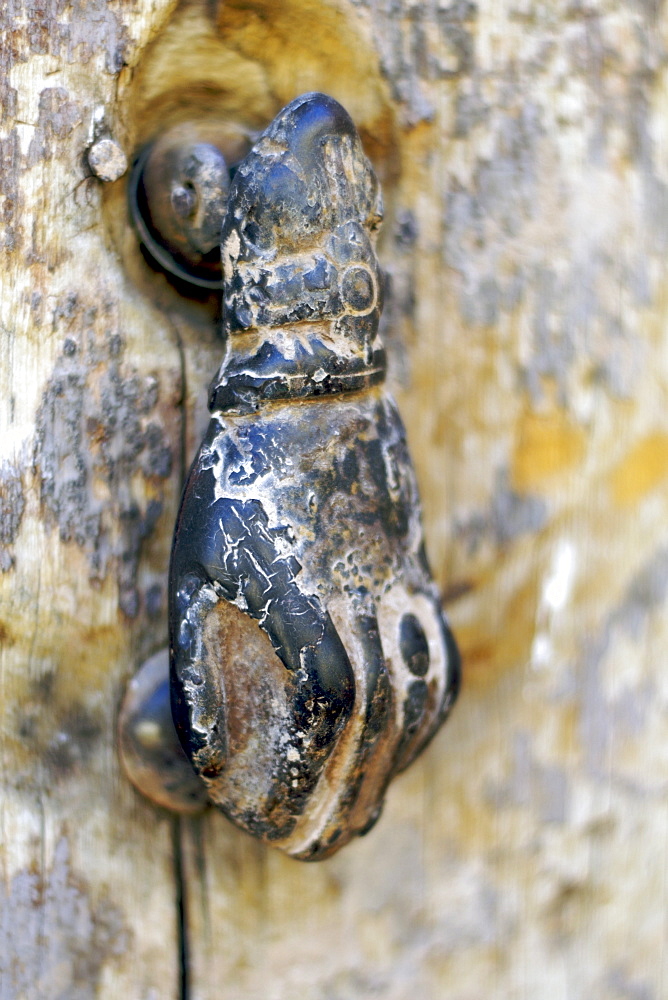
[88, 137, 128, 183]
[128, 120, 252, 290]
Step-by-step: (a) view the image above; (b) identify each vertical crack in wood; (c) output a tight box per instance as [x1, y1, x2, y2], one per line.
[172, 816, 190, 1000]
[168, 312, 190, 1000]
[167, 315, 188, 488]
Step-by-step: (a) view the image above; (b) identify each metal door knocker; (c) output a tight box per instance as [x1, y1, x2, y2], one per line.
[120, 93, 460, 860]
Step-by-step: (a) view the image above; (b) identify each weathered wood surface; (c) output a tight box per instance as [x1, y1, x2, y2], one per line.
[1, 1, 667, 998]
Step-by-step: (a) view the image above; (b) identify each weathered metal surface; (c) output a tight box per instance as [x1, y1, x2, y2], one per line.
[118, 648, 209, 814]
[128, 120, 251, 289]
[169, 92, 460, 859]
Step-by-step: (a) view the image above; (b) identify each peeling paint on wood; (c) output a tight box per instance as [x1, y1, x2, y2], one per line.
[0, 462, 25, 572]
[35, 319, 173, 618]
[0, 839, 129, 1000]
[0, 1, 185, 997]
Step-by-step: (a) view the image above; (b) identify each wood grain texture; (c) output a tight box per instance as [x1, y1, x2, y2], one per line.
[0, 2, 183, 997]
[2, 0, 667, 997]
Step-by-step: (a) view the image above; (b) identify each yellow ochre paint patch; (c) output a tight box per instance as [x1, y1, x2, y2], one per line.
[610, 433, 668, 505]
[511, 411, 586, 492]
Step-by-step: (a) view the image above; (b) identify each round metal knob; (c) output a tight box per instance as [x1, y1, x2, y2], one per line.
[118, 649, 209, 813]
[128, 120, 251, 290]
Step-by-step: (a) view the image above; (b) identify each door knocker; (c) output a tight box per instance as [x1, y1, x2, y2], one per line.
[120, 93, 460, 860]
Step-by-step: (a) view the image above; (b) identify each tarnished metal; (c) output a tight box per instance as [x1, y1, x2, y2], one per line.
[169, 93, 461, 860]
[128, 121, 251, 290]
[118, 649, 208, 814]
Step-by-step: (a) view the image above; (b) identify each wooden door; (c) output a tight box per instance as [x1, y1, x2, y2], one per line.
[2, 2, 666, 997]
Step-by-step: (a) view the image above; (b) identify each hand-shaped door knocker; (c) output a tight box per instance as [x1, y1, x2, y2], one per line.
[120, 93, 460, 860]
